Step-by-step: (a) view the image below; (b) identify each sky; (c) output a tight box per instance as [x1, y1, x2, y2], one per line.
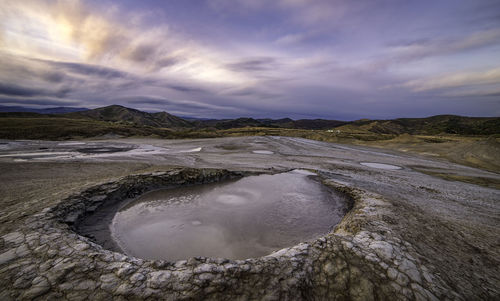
[0, 0, 499, 120]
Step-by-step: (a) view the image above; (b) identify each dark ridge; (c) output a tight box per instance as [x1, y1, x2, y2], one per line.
[351, 115, 500, 135]
[63, 105, 193, 128]
[0, 105, 88, 114]
[1, 104, 498, 137]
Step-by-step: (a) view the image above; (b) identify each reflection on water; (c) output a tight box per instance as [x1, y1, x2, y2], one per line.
[360, 162, 402, 170]
[111, 170, 345, 261]
[252, 150, 274, 154]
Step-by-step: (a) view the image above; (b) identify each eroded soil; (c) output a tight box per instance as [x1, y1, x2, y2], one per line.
[0, 136, 498, 300]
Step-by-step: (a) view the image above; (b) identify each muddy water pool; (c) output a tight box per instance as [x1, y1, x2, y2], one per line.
[111, 170, 346, 261]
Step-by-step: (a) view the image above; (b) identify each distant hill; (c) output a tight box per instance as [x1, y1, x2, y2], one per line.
[63, 105, 193, 128]
[1, 104, 498, 136]
[202, 114, 498, 135]
[195, 117, 347, 130]
[0, 105, 88, 114]
[342, 115, 500, 136]
[278, 119, 347, 130]
[198, 118, 266, 129]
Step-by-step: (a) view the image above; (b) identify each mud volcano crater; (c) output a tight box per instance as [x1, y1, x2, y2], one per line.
[32, 168, 387, 300]
[67, 168, 348, 261]
[18, 166, 454, 300]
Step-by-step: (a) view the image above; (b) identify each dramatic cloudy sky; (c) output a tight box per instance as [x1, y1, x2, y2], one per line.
[0, 0, 499, 119]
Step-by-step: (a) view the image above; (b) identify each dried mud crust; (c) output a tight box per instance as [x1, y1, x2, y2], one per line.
[0, 168, 490, 300]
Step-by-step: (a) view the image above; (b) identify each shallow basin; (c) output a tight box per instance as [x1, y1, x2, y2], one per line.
[252, 150, 274, 154]
[77, 147, 132, 154]
[110, 170, 345, 261]
[360, 162, 402, 170]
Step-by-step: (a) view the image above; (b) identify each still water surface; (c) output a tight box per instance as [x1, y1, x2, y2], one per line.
[111, 170, 345, 261]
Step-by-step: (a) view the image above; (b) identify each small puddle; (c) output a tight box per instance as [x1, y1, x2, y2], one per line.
[179, 147, 202, 153]
[252, 150, 274, 154]
[77, 147, 132, 154]
[58, 142, 86, 146]
[111, 170, 345, 261]
[360, 162, 402, 170]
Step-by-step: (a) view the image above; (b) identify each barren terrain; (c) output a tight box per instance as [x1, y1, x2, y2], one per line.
[0, 136, 498, 300]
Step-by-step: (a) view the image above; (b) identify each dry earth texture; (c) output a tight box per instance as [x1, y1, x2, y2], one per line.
[0, 136, 498, 300]
[1, 116, 499, 174]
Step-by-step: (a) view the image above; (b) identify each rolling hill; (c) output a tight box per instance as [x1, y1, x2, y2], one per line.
[1, 105, 498, 137]
[341, 115, 500, 136]
[0, 105, 88, 114]
[194, 117, 346, 130]
[63, 105, 193, 128]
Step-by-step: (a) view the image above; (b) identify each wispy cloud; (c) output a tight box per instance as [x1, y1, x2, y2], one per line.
[387, 29, 500, 63]
[226, 57, 279, 72]
[209, 0, 361, 26]
[0, 96, 81, 107]
[402, 68, 500, 92]
[0, 0, 250, 86]
[114, 95, 245, 117]
[0, 82, 69, 98]
[0, 0, 499, 118]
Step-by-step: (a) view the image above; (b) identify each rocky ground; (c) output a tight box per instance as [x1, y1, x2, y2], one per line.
[0, 136, 499, 300]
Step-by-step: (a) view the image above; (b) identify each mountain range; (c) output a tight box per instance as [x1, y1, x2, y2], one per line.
[1, 104, 499, 136]
[64, 105, 192, 128]
[0, 105, 88, 114]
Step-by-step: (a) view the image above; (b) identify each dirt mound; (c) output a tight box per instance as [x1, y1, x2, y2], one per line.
[447, 136, 500, 172]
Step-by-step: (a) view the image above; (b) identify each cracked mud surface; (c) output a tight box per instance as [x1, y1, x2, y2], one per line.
[0, 136, 499, 300]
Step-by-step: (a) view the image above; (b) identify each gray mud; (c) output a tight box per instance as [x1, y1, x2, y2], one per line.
[0, 136, 499, 300]
[76, 147, 133, 154]
[110, 170, 346, 261]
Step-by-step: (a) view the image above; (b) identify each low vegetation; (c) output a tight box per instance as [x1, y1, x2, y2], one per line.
[1, 105, 499, 173]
